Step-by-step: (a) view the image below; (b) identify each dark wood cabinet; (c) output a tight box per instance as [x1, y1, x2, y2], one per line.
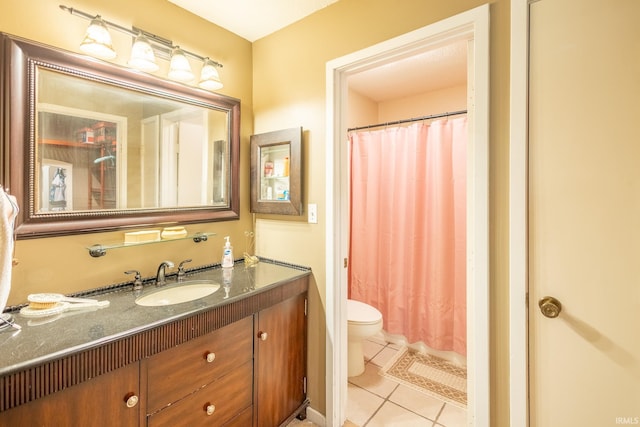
[146, 316, 254, 424]
[0, 361, 140, 426]
[255, 293, 308, 426]
[0, 273, 309, 427]
[148, 361, 253, 427]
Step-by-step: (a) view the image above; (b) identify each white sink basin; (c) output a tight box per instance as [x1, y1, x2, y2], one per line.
[135, 281, 220, 306]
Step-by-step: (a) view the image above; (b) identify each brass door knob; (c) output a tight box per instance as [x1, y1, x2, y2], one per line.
[258, 332, 268, 341]
[538, 296, 562, 318]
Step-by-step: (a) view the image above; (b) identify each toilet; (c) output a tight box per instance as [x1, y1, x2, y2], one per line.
[347, 299, 383, 377]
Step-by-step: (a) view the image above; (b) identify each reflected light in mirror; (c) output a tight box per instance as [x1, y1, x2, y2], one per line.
[199, 58, 223, 91]
[168, 47, 194, 82]
[79, 16, 116, 60]
[128, 34, 159, 72]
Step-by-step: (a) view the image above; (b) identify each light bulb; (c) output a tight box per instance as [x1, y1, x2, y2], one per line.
[199, 58, 223, 91]
[79, 16, 116, 59]
[128, 34, 159, 72]
[168, 47, 194, 82]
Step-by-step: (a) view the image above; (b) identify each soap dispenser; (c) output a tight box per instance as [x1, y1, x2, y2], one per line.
[221, 236, 234, 268]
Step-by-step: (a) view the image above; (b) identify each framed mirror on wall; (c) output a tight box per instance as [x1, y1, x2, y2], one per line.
[0, 33, 241, 238]
[250, 127, 302, 215]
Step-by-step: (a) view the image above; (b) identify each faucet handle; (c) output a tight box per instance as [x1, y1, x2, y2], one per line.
[178, 259, 193, 278]
[125, 270, 143, 290]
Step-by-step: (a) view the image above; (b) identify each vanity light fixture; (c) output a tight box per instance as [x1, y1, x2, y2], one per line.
[168, 47, 195, 82]
[199, 58, 224, 91]
[60, 4, 224, 90]
[79, 16, 116, 59]
[127, 33, 159, 72]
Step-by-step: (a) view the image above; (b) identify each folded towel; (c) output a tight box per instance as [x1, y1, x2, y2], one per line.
[0, 186, 18, 313]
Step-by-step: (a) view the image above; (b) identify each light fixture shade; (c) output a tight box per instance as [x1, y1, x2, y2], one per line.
[168, 47, 194, 82]
[79, 16, 116, 59]
[128, 34, 159, 72]
[199, 59, 223, 91]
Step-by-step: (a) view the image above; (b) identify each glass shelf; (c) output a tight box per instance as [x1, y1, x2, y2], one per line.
[87, 232, 215, 257]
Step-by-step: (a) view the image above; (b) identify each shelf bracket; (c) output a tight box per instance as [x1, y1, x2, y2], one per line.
[89, 244, 107, 258]
[192, 233, 209, 243]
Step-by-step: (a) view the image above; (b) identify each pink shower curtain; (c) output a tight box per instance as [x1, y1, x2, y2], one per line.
[348, 117, 467, 356]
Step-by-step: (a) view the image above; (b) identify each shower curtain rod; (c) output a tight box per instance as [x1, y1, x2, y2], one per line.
[347, 109, 467, 132]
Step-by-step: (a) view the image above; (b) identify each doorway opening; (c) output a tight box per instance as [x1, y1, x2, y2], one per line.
[325, 5, 490, 426]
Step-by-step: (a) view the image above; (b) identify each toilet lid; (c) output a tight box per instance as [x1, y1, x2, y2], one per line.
[347, 299, 382, 324]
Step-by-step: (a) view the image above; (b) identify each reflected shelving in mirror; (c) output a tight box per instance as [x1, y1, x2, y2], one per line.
[250, 127, 302, 215]
[87, 232, 215, 257]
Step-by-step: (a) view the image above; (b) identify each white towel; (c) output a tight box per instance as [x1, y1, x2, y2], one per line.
[0, 186, 18, 313]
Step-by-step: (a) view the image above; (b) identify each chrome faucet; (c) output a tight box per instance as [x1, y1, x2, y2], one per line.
[177, 259, 192, 281]
[125, 269, 143, 291]
[156, 260, 174, 286]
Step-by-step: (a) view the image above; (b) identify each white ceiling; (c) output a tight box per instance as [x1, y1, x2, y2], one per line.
[169, 0, 467, 102]
[168, 0, 340, 42]
[347, 41, 468, 102]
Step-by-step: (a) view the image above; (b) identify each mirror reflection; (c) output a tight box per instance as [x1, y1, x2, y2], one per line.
[36, 68, 230, 214]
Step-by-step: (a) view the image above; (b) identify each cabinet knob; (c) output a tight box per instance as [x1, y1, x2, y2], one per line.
[125, 394, 139, 408]
[206, 404, 216, 415]
[205, 352, 216, 363]
[258, 331, 268, 341]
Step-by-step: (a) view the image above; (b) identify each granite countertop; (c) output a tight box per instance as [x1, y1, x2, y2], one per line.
[0, 259, 310, 377]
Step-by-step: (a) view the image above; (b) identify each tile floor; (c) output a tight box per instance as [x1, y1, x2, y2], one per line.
[346, 334, 467, 426]
[288, 334, 467, 427]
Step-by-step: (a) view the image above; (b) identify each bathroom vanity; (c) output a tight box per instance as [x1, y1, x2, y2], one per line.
[0, 260, 310, 427]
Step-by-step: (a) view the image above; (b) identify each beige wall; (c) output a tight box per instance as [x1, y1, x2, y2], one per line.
[348, 85, 467, 128]
[378, 85, 467, 123]
[347, 89, 378, 129]
[0, 0, 254, 303]
[252, 0, 511, 424]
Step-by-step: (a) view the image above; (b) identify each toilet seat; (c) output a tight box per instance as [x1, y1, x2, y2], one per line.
[347, 299, 382, 325]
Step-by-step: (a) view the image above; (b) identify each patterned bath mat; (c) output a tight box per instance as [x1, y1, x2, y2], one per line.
[380, 347, 467, 409]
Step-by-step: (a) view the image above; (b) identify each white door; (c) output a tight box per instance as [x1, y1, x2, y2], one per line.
[176, 121, 206, 206]
[528, 1, 640, 426]
[141, 116, 160, 208]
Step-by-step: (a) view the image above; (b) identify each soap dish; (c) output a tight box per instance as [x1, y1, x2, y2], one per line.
[124, 230, 161, 244]
[161, 226, 188, 240]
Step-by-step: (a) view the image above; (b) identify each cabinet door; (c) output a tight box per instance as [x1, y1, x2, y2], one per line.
[0, 362, 140, 426]
[256, 293, 307, 426]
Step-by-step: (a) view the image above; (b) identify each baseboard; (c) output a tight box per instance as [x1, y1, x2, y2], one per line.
[306, 406, 326, 426]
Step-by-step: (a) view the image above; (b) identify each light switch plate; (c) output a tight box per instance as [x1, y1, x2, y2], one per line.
[308, 204, 318, 224]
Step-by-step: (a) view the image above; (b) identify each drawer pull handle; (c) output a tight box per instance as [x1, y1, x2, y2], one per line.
[206, 404, 216, 415]
[125, 394, 139, 408]
[259, 331, 268, 341]
[206, 352, 216, 363]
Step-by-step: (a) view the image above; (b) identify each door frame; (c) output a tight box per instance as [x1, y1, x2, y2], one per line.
[509, 0, 529, 425]
[325, 5, 490, 425]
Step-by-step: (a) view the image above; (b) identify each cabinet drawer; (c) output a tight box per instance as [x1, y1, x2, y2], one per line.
[222, 406, 253, 426]
[147, 316, 253, 413]
[148, 360, 253, 427]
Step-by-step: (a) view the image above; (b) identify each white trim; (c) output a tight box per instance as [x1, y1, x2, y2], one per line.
[509, 0, 529, 426]
[325, 5, 490, 426]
